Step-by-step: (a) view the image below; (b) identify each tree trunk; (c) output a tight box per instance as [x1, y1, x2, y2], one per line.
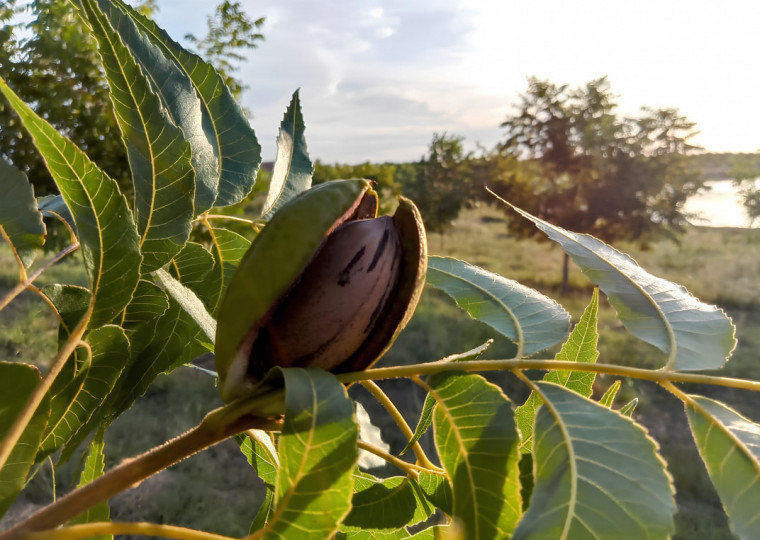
[561, 252, 570, 294]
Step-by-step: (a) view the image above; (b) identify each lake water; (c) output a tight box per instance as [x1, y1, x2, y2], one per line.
[684, 179, 758, 228]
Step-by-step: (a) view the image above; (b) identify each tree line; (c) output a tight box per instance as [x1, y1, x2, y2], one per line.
[315, 77, 720, 289]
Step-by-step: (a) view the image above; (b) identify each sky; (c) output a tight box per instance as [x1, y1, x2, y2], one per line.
[152, 0, 760, 164]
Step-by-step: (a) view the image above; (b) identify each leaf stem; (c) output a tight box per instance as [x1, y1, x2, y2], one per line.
[359, 380, 438, 470]
[20, 521, 236, 540]
[356, 440, 420, 478]
[1, 408, 282, 539]
[0, 242, 80, 313]
[338, 358, 760, 393]
[197, 214, 261, 227]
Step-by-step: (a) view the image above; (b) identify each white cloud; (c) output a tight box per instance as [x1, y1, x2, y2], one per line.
[153, 0, 760, 162]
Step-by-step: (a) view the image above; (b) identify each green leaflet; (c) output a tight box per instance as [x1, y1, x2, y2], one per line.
[41, 284, 92, 348]
[0, 362, 51, 518]
[340, 472, 433, 533]
[417, 471, 452, 516]
[36, 325, 129, 464]
[238, 430, 278, 531]
[401, 342, 492, 457]
[79, 0, 195, 273]
[69, 427, 110, 539]
[0, 160, 45, 270]
[516, 289, 600, 453]
[109, 0, 261, 207]
[514, 383, 674, 540]
[427, 256, 570, 357]
[169, 241, 217, 311]
[154, 268, 216, 343]
[506, 203, 736, 371]
[685, 395, 760, 540]
[599, 380, 621, 407]
[260, 90, 313, 221]
[427, 372, 521, 539]
[258, 368, 357, 539]
[0, 77, 141, 328]
[207, 226, 251, 315]
[121, 279, 169, 329]
[96, 0, 217, 214]
[105, 298, 206, 422]
[38, 194, 77, 237]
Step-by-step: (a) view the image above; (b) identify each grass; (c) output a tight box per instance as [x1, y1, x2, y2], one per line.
[2, 205, 759, 538]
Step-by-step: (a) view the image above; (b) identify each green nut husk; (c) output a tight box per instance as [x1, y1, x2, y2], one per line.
[215, 178, 427, 402]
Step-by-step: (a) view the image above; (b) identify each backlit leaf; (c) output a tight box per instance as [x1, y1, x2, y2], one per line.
[0, 160, 45, 270]
[427, 256, 570, 357]
[340, 472, 433, 533]
[37, 325, 129, 463]
[38, 195, 77, 239]
[685, 395, 760, 540]
[0, 77, 141, 327]
[0, 362, 50, 517]
[238, 430, 278, 531]
[506, 204, 736, 371]
[69, 427, 110, 538]
[261, 90, 313, 221]
[417, 471, 452, 515]
[79, 0, 194, 273]
[402, 342, 493, 456]
[110, 0, 261, 207]
[97, 0, 217, 214]
[169, 241, 216, 311]
[154, 268, 216, 343]
[516, 289, 600, 453]
[207, 226, 251, 314]
[258, 368, 357, 538]
[427, 372, 521, 539]
[513, 382, 674, 540]
[121, 279, 169, 329]
[599, 380, 621, 408]
[106, 299, 205, 421]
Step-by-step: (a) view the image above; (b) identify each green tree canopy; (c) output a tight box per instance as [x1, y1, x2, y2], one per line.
[495, 77, 704, 288]
[405, 133, 472, 240]
[0, 0, 263, 196]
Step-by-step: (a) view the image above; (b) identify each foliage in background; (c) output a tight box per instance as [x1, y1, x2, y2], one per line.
[0, 0, 263, 197]
[183, 0, 264, 100]
[0, 3, 758, 540]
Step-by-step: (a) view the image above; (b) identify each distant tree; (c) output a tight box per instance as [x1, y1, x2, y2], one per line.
[406, 133, 471, 246]
[0, 0, 263, 195]
[498, 77, 704, 291]
[730, 156, 760, 228]
[184, 0, 264, 100]
[312, 160, 400, 213]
